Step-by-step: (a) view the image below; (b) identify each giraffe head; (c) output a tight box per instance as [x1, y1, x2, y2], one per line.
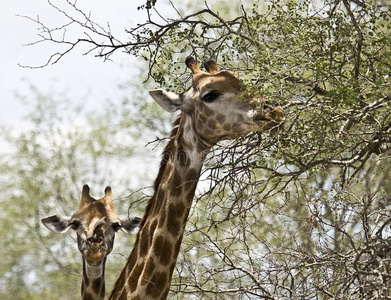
[149, 57, 284, 145]
[42, 185, 141, 264]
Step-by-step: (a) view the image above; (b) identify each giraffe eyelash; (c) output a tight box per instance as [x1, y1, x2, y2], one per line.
[202, 90, 221, 103]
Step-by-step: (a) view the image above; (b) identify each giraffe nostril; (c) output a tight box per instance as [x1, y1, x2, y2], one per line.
[88, 231, 104, 245]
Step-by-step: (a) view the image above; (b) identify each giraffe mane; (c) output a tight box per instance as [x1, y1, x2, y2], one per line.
[139, 114, 182, 229]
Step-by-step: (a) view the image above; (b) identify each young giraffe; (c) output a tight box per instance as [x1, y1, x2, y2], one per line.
[42, 185, 141, 300]
[109, 57, 285, 299]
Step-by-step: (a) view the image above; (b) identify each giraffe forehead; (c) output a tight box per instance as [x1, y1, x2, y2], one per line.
[73, 201, 118, 224]
[194, 71, 241, 92]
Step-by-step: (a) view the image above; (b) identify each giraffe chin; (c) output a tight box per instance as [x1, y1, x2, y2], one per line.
[84, 242, 107, 262]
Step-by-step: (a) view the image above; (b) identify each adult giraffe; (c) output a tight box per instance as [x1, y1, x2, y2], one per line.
[42, 185, 141, 300]
[109, 57, 284, 299]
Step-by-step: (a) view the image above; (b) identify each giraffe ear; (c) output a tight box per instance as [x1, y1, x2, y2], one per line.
[41, 214, 73, 234]
[149, 89, 182, 112]
[118, 216, 142, 235]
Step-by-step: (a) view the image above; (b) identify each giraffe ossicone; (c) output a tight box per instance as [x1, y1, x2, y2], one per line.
[42, 184, 141, 300]
[109, 56, 284, 300]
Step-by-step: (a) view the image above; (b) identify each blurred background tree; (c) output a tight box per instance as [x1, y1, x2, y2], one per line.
[0, 81, 170, 299]
[2, 0, 390, 298]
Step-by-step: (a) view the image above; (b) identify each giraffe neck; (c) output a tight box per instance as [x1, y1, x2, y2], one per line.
[81, 258, 106, 300]
[109, 115, 211, 299]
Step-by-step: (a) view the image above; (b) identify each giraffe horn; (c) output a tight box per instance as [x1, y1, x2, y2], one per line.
[185, 56, 201, 74]
[101, 186, 115, 210]
[79, 184, 92, 209]
[203, 59, 220, 74]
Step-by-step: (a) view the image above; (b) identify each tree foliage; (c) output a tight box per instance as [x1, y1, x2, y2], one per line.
[13, 0, 391, 298]
[0, 86, 162, 299]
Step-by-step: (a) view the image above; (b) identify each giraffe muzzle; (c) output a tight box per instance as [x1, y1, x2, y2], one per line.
[85, 232, 107, 261]
[252, 106, 285, 133]
[86, 227, 105, 250]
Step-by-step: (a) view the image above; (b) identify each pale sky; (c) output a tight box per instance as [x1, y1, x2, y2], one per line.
[0, 0, 180, 190]
[0, 0, 149, 128]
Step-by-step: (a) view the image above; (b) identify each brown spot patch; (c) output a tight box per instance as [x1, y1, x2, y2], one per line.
[167, 202, 186, 236]
[177, 146, 190, 168]
[141, 258, 156, 286]
[92, 277, 103, 294]
[153, 235, 173, 266]
[186, 168, 198, 181]
[216, 114, 226, 123]
[197, 119, 204, 129]
[146, 271, 168, 298]
[208, 119, 217, 129]
[139, 226, 150, 256]
[184, 168, 199, 194]
[153, 189, 165, 214]
[202, 104, 214, 117]
[129, 262, 144, 292]
[158, 204, 167, 229]
[170, 168, 184, 198]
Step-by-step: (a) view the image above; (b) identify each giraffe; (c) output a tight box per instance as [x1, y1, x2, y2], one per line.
[42, 184, 141, 300]
[109, 56, 285, 300]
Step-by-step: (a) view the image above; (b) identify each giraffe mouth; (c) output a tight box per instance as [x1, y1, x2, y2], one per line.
[87, 237, 104, 248]
[84, 229, 108, 260]
[253, 109, 284, 122]
[253, 113, 272, 122]
[251, 111, 285, 134]
[253, 105, 284, 123]
[85, 240, 107, 261]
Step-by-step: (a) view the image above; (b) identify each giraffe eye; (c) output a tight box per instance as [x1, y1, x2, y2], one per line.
[71, 220, 80, 230]
[202, 91, 221, 103]
[112, 223, 121, 232]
